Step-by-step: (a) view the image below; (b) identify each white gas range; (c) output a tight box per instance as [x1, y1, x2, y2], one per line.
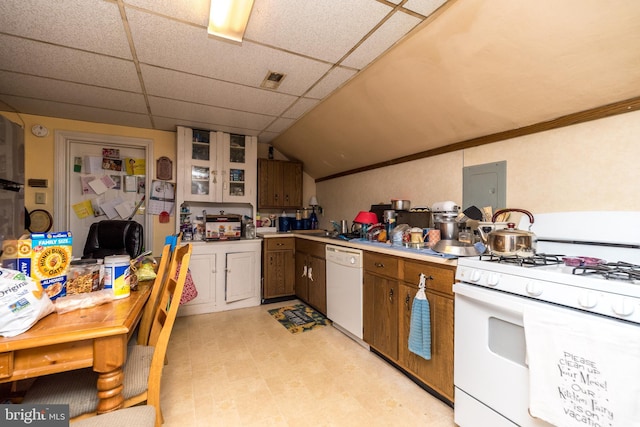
[453, 211, 640, 427]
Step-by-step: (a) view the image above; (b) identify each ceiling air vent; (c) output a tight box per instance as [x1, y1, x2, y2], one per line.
[261, 71, 286, 90]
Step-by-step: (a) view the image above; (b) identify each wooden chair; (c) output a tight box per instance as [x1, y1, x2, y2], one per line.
[136, 233, 182, 346]
[136, 245, 170, 346]
[22, 244, 193, 427]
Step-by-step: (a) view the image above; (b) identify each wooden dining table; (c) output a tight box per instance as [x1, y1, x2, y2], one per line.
[0, 283, 151, 414]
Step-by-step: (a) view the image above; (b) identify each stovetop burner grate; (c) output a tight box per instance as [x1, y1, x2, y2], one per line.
[479, 253, 564, 267]
[573, 262, 640, 282]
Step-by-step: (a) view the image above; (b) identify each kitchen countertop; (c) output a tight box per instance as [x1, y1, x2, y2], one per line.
[259, 231, 458, 267]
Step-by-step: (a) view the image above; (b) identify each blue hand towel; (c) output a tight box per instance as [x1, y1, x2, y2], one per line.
[408, 274, 431, 360]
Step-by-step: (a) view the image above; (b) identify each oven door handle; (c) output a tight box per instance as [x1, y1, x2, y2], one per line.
[453, 282, 539, 315]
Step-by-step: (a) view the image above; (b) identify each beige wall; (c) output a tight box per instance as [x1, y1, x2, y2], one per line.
[315, 110, 640, 228]
[1, 112, 176, 256]
[9, 108, 636, 243]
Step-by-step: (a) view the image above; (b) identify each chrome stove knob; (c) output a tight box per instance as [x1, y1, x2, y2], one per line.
[525, 282, 543, 296]
[611, 298, 635, 317]
[577, 292, 598, 309]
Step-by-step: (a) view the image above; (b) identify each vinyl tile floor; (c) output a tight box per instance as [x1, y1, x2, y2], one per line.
[160, 300, 455, 426]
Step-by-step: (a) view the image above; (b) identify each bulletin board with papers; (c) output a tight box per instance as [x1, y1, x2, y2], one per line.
[71, 148, 148, 221]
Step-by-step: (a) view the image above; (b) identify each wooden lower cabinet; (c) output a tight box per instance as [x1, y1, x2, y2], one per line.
[363, 252, 400, 360]
[363, 251, 455, 404]
[262, 238, 296, 299]
[399, 283, 454, 402]
[294, 239, 327, 315]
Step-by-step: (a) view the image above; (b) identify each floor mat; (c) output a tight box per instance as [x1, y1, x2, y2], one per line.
[268, 304, 331, 334]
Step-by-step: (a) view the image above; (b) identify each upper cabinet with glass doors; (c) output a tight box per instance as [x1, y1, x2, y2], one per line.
[177, 126, 257, 204]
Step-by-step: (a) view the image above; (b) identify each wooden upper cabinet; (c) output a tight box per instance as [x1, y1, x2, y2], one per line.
[258, 159, 303, 210]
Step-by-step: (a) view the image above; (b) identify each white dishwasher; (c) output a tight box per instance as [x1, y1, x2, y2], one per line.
[325, 244, 364, 343]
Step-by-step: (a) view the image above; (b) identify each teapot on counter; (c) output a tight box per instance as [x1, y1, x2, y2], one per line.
[477, 209, 537, 258]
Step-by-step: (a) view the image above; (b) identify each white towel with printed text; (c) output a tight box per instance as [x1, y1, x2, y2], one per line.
[524, 305, 640, 427]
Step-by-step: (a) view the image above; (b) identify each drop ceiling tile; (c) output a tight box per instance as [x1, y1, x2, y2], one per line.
[403, 0, 447, 17]
[341, 11, 422, 69]
[0, 95, 152, 128]
[0, 35, 141, 91]
[245, 0, 392, 63]
[126, 8, 332, 96]
[282, 98, 320, 120]
[124, 0, 209, 25]
[265, 117, 296, 133]
[148, 96, 274, 131]
[153, 117, 211, 132]
[140, 65, 297, 116]
[0, 71, 148, 113]
[305, 67, 358, 100]
[0, 0, 132, 59]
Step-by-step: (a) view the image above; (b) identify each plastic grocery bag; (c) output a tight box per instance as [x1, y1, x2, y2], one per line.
[0, 267, 55, 337]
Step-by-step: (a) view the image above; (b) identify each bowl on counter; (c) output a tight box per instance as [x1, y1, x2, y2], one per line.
[432, 239, 485, 257]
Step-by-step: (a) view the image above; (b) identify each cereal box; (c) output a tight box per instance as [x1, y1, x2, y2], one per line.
[2, 232, 73, 300]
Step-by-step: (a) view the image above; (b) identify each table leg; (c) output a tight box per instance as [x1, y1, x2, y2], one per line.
[96, 368, 124, 414]
[94, 335, 127, 414]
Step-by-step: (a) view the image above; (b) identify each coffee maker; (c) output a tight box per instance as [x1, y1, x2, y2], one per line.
[431, 201, 460, 240]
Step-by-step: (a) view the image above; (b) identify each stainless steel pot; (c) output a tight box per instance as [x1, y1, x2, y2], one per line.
[478, 209, 537, 257]
[391, 199, 411, 211]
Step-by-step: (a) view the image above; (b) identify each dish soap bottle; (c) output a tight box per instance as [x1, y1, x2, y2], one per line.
[310, 206, 319, 230]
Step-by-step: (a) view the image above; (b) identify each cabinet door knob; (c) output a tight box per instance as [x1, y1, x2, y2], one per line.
[308, 267, 313, 282]
[405, 293, 410, 309]
[389, 288, 394, 302]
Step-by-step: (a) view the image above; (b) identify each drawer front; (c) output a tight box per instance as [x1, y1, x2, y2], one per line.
[404, 261, 455, 296]
[296, 239, 325, 258]
[363, 252, 399, 278]
[266, 238, 295, 251]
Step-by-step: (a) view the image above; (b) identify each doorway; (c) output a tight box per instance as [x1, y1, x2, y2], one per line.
[54, 131, 153, 258]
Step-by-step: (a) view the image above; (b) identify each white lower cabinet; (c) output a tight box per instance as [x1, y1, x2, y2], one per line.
[178, 240, 261, 317]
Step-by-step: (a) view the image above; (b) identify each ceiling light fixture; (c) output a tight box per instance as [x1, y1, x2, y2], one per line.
[208, 0, 255, 42]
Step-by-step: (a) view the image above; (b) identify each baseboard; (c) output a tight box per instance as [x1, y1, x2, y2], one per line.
[370, 347, 454, 408]
[261, 295, 297, 305]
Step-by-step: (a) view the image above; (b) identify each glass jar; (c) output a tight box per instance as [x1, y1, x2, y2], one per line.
[245, 221, 256, 239]
[67, 259, 101, 295]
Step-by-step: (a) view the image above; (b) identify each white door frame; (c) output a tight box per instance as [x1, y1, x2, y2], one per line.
[53, 130, 154, 253]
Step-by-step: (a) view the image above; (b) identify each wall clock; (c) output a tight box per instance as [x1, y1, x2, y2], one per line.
[28, 209, 53, 233]
[31, 124, 49, 137]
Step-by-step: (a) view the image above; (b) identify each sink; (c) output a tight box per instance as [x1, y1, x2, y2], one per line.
[297, 230, 346, 239]
[303, 230, 335, 238]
